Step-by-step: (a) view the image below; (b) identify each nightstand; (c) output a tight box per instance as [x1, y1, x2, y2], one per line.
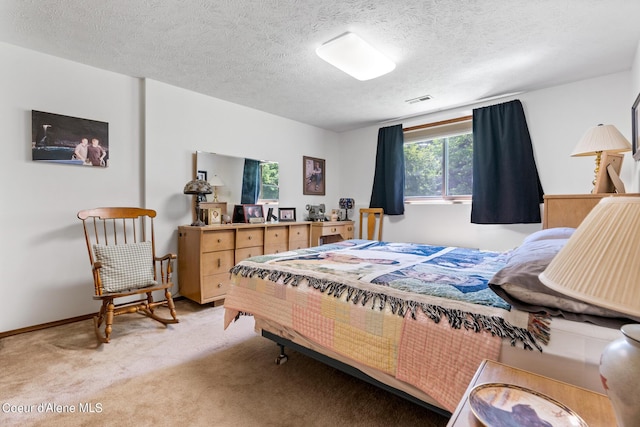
[309, 220, 354, 246]
[447, 359, 616, 427]
[543, 193, 640, 228]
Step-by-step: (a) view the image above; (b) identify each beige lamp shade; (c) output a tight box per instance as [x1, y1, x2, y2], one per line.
[539, 197, 640, 317]
[571, 124, 631, 156]
[208, 175, 225, 187]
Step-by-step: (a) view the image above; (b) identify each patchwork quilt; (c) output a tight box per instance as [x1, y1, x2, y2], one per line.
[224, 239, 549, 412]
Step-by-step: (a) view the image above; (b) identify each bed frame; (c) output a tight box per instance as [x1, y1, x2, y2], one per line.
[262, 328, 450, 417]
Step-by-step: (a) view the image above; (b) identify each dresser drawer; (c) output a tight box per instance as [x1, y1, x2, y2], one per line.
[236, 228, 264, 249]
[202, 250, 235, 276]
[288, 240, 309, 250]
[235, 246, 264, 263]
[343, 224, 354, 239]
[264, 243, 288, 255]
[202, 272, 232, 300]
[265, 226, 288, 246]
[289, 225, 309, 243]
[320, 224, 344, 236]
[202, 230, 235, 252]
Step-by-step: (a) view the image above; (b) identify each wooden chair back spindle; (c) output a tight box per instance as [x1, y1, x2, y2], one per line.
[359, 208, 384, 241]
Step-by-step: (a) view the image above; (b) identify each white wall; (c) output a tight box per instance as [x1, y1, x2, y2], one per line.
[0, 42, 143, 332]
[339, 71, 638, 251]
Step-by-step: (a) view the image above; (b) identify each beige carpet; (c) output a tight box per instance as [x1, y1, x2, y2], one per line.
[0, 299, 449, 427]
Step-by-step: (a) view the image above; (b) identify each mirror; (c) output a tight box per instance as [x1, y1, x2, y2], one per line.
[195, 151, 279, 216]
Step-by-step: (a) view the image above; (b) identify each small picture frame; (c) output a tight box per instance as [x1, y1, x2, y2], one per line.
[197, 170, 207, 181]
[242, 204, 263, 223]
[303, 156, 325, 195]
[279, 207, 296, 222]
[594, 152, 625, 194]
[208, 207, 222, 224]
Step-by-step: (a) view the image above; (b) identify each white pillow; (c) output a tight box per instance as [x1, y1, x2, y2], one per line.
[93, 242, 157, 292]
[522, 227, 575, 245]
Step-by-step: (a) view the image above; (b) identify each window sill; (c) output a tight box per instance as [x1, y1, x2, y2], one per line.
[405, 199, 471, 205]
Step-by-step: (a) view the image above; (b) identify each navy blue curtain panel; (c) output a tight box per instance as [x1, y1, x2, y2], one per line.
[471, 100, 544, 224]
[369, 124, 405, 215]
[240, 158, 260, 204]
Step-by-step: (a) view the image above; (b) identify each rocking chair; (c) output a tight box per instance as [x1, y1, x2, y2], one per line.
[78, 207, 179, 343]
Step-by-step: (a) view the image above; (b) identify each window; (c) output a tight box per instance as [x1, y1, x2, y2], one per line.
[258, 161, 279, 202]
[404, 117, 473, 201]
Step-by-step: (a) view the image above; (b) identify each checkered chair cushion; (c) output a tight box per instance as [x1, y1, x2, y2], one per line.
[93, 242, 157, 292]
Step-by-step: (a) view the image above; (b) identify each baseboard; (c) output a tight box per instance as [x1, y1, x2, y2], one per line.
[0, 296, 186, 339]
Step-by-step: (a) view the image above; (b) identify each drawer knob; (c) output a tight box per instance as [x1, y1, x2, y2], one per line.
[275, 233, 279, 237]
[248, 236, 252, 240]
[217, 259, 221, 268]
[217, 283, 222, 288]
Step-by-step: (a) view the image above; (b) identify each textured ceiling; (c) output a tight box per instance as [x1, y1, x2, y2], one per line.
[2, 0, 640, 132]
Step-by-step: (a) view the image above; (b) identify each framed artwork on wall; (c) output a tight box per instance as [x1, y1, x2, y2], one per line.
[197, 170, 207, 181]
[632, 92, 640, 161]
[303, 156, 325, 195]
[31, 110, 109, 167]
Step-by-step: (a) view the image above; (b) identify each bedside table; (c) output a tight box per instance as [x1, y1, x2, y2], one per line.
[447, 359, 616, 427]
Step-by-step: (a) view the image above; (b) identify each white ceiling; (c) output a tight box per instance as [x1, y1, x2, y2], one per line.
[2, 0, 640, 132]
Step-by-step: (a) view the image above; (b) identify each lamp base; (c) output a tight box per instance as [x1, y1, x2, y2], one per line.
[600, 324, 640, 427]
[192, 203, 206, 227]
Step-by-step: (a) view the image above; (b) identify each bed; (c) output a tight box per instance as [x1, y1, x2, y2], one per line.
[223, 218, 631, 415]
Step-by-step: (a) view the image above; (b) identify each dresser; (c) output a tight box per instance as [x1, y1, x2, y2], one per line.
[543, 193, 640, 229]
[310, 220, 355, 246]
[178, 222, 311, 304]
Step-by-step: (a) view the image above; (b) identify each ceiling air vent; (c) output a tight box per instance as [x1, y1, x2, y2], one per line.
[405, 95, 432, 104]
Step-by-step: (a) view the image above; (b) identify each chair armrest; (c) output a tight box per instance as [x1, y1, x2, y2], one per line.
[154, 253, 177, 283]
[91, 262, 103, 295]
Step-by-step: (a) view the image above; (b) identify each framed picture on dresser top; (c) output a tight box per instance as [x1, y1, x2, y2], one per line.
[208, 208, 222, 224]
[233, 204, 264, 223]
[278, 208, 296, 222]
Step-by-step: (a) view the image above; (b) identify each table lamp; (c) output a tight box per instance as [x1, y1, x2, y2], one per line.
[539, 197, 640, 427]
[183, 179, 213, 226]
[571, 124, 631, 189]
[209, 174, 225, 202]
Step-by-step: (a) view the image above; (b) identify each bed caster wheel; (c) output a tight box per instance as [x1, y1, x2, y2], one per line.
[276, 354, 288, 365]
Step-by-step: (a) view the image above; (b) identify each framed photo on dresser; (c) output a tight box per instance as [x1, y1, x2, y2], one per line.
[278, 208, 296, 222]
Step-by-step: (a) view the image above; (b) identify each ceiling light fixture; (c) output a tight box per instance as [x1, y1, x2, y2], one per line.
[316, 32, 396, 81]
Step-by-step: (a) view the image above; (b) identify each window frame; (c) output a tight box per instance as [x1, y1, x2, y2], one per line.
[403, 116, 473, 203]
